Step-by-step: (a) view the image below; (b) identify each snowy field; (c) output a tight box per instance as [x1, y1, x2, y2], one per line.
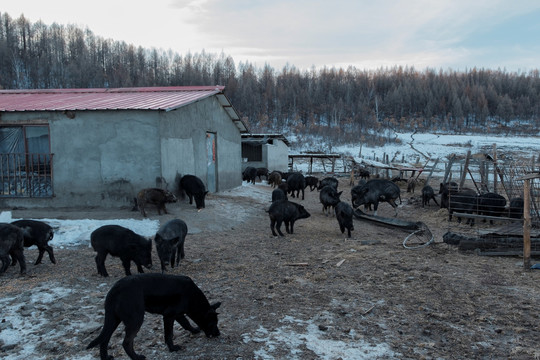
[290, 132, 540, 174]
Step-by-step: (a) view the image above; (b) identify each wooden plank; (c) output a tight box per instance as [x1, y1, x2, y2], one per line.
[459, 150, 471, 190]
[477, 250, 540, 257]
[452, 212, 522, 223]
[516, 173, 540, 181]
[424, 158, 439, 186]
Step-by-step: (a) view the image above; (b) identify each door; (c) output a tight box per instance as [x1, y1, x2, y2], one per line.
[206, 132, 217, 192]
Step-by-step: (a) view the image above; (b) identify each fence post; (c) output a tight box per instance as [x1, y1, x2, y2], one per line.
[493, 144, 498, 194]
[523, 178, 531, 270]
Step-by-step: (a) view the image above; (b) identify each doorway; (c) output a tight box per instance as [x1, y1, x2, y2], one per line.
[206, 132, 217, 192]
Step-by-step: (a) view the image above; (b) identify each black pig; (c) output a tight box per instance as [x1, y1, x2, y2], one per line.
[87, 274, 220, 360]
[11, 220, 55, 265]
[477, 192, 507, 224]
[0, 223, 26, 275]
[439, 181, 459, 208]
[447, 190, 477, 225]
[137, 188, 177, 217]
[509, 197, 524, 219]
[286, 173, 306, 200]
[351, 179, 401, 216]
[268, 200, 311, 236]
[179, 174, 208, 210]
[305, 176, 319, 191]
[319, 185, 343, 216]
[421, 185, 439, 207]
[242, 167, 257, 184]
[357, 168, 370, 179]
[256, 167, 269, 181]
[90, 225, 153, 277]
[272, 188, 288, 202]
[335, 201, 354, 238]
[317, 177, 338, 191]
[154, 219, 188, 273]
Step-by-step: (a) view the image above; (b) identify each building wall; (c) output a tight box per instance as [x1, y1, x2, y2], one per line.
[0, 96, 242, 208]
[0, 110, 161, 207]
[265, 139, 289, 172]
[159, 95, 242, 192]
[241, 139, 289, 173]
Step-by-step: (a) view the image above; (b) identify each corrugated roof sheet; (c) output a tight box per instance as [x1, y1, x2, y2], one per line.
[0, 86, 249, 132]
[0, 86, 226, 112]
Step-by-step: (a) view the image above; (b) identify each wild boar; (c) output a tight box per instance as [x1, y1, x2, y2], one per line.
[11, 219, 55, 265]
[242, 167, 257, 184]
[0, 223, 26, 275]
[90, 225, 153, 277]
[335, 201, 354, 238]
[319, 185, 343, 216]
[351, 179, 401, 216]
[268, 200, 311, 236]
[305, 176, 319, 191]
[267, 171, 282, 188]
[286, 173, 306, 200]
[256, 167, 269, 181]
[137, 188, 177, 217]
[179, 174, 208, 210]
[154, 219, 188, 273]
[317, 177, 339, 191]
[421, 185, 439, 207]
[87, 274, 220, 360]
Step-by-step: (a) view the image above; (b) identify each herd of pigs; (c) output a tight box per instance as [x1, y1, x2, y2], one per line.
[0, 169, 526, 359]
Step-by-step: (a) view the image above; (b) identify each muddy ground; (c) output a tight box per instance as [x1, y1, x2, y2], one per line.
[1, 177, 540, 360]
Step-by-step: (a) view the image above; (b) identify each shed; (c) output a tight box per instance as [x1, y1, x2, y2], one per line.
[241, 134, 290, 172]
[0, 86, 248, 208]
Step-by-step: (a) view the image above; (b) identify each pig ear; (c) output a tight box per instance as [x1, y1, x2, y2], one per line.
[211, 302, 221, 310]
[337, 191, 343, 196]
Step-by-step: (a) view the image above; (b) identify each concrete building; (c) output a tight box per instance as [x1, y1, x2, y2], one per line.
[0, 86, 248, 208]
[241, 134, 290, 172]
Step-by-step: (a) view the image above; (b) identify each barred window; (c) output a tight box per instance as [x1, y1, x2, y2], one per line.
[241, 142, 262, 162]
[0, 125, 53, 197]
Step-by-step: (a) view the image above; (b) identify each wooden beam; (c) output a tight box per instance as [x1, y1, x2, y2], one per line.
[459, 150, 471, 191]
[452, 212, 523, 223]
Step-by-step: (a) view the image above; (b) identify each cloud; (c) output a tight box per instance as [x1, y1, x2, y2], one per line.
[3, 0, 540, 71]
[169, 0, 540, 70]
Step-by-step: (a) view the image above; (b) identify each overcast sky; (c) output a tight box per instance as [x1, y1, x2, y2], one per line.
[3, 0, 540, 72]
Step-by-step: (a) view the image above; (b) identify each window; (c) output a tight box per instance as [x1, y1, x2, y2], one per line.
[0, 125, 53, 197]
[242, 142, 262, 162]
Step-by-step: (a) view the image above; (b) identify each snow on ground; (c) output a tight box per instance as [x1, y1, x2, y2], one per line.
[242, 315, 397, 359]
[0, 211, 160, 249]
[290, 132, 540, 174]
[332, 132, 540, 161]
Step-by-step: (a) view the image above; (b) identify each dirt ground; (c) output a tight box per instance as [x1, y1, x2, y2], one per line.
[1, 176, 540, 360]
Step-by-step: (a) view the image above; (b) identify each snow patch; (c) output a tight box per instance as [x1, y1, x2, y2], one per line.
[242, 316, 398, 359]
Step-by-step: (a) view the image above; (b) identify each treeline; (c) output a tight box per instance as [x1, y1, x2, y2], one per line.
[2, 12, 540, 144]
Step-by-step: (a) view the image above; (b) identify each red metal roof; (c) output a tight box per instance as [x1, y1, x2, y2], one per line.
[0, 86, 250, 132]
[0, 86, 226, 112]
